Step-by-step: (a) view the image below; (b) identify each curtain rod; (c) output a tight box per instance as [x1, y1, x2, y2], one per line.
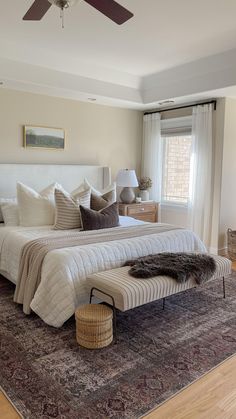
[144, 99, 217, 115]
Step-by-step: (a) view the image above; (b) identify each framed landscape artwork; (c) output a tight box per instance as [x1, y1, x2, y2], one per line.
[24, 126, 65, 150]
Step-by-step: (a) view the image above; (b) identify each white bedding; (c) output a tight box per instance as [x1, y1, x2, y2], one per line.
[0, 216, 206, 327]
[0, 216, 145, 283]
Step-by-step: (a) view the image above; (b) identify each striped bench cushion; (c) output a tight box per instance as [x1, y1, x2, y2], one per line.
[86, 255, 232, 312]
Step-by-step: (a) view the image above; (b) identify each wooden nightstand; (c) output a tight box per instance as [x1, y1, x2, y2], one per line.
[119, 202, 158, 223]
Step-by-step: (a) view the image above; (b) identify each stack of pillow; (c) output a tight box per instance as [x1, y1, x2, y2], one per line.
[0, 179, 119, 231]
[0, 198, 18, 226]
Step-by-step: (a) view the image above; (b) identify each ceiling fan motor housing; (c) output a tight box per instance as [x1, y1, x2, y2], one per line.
[48, 0, 78, 9]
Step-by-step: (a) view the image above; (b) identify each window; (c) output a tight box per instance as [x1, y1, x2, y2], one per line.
[161, 134, 192, 204]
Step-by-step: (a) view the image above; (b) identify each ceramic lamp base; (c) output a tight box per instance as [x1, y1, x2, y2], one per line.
[120, 187, 135, 204]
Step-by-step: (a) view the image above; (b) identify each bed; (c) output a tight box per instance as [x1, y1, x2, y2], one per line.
[0, 164, 207, 327]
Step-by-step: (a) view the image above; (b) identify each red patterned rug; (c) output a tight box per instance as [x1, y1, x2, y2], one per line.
[1, 273, 236, 419]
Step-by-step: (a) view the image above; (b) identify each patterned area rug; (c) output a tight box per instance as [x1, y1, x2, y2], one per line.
[1, 273, 236, 419]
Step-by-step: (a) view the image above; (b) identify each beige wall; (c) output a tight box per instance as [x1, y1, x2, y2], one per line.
[219, 98, 236, 250]
[0, 89, 142, 180]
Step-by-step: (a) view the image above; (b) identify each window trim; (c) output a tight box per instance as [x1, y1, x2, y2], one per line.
[161, 200, 189, 209]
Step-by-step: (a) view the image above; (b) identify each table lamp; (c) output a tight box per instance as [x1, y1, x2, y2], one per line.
[116, 169, 138, 204]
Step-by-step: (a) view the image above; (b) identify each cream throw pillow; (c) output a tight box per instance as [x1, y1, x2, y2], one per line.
[54, 188, 91, 230]
[1, 202, 19, 226]
[0, 198, 17, 222]
[17, 182, 58, 226]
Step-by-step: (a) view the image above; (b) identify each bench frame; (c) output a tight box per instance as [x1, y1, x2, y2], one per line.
[89, 276, 226, 343]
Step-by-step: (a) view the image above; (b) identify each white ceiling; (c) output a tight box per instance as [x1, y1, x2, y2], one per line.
[1, 0, 236, 108]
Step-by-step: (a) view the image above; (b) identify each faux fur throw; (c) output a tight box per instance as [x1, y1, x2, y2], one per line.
[124, 253, 216, 284]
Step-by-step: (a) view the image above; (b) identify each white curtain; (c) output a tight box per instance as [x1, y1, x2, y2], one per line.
[142, 113, 161, 201]
[188, 104, 213, 248]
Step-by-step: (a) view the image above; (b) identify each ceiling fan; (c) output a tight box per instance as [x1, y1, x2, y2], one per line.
[23, 0, 134, 25]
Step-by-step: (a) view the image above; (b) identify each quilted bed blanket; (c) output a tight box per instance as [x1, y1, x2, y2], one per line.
[14, 223, 180, 315]
[0, 223, 206, 327]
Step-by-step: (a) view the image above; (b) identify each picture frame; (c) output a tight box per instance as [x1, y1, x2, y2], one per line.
[23, 125, 65, 150]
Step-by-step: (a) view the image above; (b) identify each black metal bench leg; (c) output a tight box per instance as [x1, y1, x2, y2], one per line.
[163, 298, 166, 310]
[112, 306, 117, 343]
[89, 288, 93, 304]
[223, 276, 226, 299]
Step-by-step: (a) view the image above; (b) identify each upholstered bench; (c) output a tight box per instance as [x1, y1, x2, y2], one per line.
[87, 255, 232, 336]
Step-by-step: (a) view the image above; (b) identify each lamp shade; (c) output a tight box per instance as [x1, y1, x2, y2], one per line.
[116, 169, 139, 187]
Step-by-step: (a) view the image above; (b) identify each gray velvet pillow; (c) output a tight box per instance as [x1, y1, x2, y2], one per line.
[90, 191, 114, 211]
[80, 202, 119, 231]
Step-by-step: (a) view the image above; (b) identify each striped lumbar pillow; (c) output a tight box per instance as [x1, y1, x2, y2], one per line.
[54, 188, 91, 230]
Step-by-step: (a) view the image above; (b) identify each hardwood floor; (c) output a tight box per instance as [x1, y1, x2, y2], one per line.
[0, 392, 20, 419]
[144, 355, 236, 419]
[1, 260, 236, 419]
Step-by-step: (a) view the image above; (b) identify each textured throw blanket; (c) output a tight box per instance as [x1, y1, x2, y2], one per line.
[125, 252, 216, 284]
[14, 224, 180, 314]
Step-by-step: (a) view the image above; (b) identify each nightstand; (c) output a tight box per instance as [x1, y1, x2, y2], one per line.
[119, 202, 158, 223]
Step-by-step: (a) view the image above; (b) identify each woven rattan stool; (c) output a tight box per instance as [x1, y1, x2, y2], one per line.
[75, 304, 113, 349]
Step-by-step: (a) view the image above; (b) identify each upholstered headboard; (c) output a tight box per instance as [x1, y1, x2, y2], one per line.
[0, 164, 111, 198]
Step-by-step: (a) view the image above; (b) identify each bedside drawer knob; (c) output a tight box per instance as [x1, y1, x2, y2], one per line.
[141, 208, 145, 211]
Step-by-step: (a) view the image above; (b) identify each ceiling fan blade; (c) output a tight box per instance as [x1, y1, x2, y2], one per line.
[23, 0, 52, 20]
[83, 0, 133, 25]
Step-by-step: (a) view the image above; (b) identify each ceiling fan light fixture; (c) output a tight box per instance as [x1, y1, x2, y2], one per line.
[48, 0, 79, 9]
[48, 0, 79, 27]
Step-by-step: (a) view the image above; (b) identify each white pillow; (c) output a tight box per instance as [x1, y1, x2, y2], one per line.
[1, 202, 19, 226]
[17, 182, 59, 226]
[0, 198, 17, 222]
[69, 183, 85, 197]
[84, 178, 117, 200]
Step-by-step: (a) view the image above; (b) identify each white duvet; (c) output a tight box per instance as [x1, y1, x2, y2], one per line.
[0, 217, 206, 327]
